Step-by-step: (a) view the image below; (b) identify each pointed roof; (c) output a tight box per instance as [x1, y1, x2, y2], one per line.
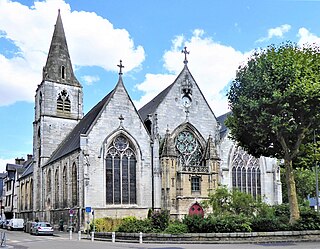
[42, 10, 80, 86]
[138, 64, 197, 121]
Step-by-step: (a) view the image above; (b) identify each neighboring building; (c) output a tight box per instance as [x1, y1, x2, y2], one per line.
[18, 158, 34, 222]
[0, 172, 7, 220]
[6, 11, 281, 229]
[3, 155, 32, 220]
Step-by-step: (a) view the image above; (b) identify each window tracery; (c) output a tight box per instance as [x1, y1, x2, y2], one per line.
[231, 146, 261, 199]
[57, 90, 71, 113]
[175, 130, 205, 172]
[106, 134, 136, 205]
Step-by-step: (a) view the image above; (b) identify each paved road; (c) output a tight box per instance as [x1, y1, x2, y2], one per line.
[2, 230, 320, 249]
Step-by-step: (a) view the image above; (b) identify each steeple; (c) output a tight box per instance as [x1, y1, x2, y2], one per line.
[42, 10, 80, 86]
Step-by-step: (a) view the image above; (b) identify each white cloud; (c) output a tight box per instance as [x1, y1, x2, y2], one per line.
[0, 0, 145, 106]
[257, 24, 291, 43]
[297, 27, 320, 46]
[81, 75, 100, 86]
[135, 29, 249, 116]
[0, 158, 14, 173]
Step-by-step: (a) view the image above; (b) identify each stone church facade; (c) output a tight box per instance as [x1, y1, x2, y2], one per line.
[18, 12, 282, 229]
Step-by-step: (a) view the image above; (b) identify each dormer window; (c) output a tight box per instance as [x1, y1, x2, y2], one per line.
[61, 65, 65, 79]
[57, 90, 71, 113]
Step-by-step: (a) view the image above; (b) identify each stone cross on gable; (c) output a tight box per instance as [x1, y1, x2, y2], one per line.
[117, 60, 124, 75]
[181, 46, 190, 65]
[119, 114, 124, 126]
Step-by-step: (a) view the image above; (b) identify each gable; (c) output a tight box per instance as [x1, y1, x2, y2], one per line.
[139, 65, 218, 140]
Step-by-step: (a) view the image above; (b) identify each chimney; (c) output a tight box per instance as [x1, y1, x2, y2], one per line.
[27, 154, 33, 161]
[15, 157, 25, 165]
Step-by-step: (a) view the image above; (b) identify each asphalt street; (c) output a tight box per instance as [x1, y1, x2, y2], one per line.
[2, 229, 320, 249]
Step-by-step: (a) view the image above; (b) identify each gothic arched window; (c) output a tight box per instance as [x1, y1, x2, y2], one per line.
[30, 179, 33, 210]
[62, 166, 67, 207]
[54, 169, 59, 208]
[57, 90, 71, 113]
[105, 134, 137, 205]
[71, 163, 78, 207]
[47, 169, 52, 194]
[175, 130, 204, 172]
[231, 146, 261, 199]
[20, 183, 24, 210]
[25, 181, 28, 210]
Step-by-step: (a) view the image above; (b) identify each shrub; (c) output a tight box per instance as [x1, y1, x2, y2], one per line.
[251, 216, 285, 232]
[150, 210, 170, 231]
[90, 217, 123, 232]
[163, 221, 188, 234]
[292, 207, 320, 230]
[212, 214, 252, 233]
[116, 216, 154, 233]
[183, 214, 252, 233]
[182, 215, 206, 233]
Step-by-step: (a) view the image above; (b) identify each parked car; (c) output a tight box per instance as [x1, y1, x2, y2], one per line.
[24, 221, 36, 233]
[8, 218, 24, 230]
[31, 222, 54, 235]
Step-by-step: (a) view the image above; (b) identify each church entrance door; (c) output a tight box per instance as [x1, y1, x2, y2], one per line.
[188, 202, 204, 217]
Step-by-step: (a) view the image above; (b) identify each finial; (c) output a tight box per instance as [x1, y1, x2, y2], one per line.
[181, 46, 190, 65]
[117, 60, 124, 75]
[119, 114, 124, 122]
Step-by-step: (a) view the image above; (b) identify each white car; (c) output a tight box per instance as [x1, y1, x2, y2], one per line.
[8, 219, 24, 230]
[31, 222, 54, 235]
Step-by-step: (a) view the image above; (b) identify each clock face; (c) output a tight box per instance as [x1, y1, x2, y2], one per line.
[182, 95, 191, 107]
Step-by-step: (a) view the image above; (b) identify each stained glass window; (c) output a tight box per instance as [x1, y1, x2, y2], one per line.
[106, 135, 136, 205]
[71, 163, 77, 207]
[175, 130, 204, 172]
[231, 146, 261, 200]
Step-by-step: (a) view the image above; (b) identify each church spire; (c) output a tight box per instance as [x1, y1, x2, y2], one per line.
[42, 10, 80, 86]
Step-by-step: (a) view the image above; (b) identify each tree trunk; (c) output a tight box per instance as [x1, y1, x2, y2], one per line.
[285, 159, 300, 224]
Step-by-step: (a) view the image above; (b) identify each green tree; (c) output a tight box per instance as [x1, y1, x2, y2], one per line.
[281, 167, 316, 204]
[203, 186, 259, 217]
[226, 42, 320, 224]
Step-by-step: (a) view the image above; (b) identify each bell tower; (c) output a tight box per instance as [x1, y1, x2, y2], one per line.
[33, 10, 83, 212]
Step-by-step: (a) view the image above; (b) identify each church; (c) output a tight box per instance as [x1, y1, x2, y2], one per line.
[17, 12, 282, 230]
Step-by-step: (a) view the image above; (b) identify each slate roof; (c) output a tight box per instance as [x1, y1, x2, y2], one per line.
[19, 158, 33, 179]
[45, 89, 114, 165]
[217, 112, 232, 139]
[43, 10, 80, 86]
[19, 162, 33, 179]
[6, 164, 24, 172]
[138, 83, 174, 121]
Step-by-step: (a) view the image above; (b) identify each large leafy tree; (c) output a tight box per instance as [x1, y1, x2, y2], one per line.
[226, 42, 320, 224]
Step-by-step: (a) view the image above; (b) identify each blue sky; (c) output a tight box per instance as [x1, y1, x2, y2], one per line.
[1, 0, 320, 171]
